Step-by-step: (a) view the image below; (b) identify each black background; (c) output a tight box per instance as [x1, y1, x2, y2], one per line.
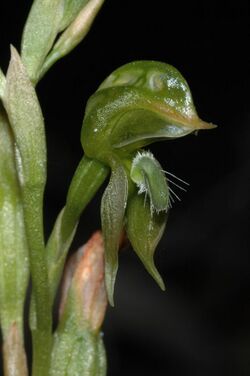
[0, 1, 250, 375]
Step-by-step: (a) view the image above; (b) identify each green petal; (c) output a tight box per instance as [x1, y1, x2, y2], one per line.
[126, 193, 167, 290]
[101, 163, 128, 305]
[98, 60, 199, 120]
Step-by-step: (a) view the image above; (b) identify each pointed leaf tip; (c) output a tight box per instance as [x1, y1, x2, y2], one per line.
[5, 46, 46, 188]
[126, 194, 167, 290]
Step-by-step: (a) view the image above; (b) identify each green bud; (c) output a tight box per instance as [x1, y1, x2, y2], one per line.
[21, 0, 64, 83]
[59, 231, 107, 331]
[40, 0, 105, 80]
[50, 232, 107, 375]
[21, 0, 105, 82]
[55, 0, 105, 55]
[130, 150, 169, 213]
[126, 193, 167, 291]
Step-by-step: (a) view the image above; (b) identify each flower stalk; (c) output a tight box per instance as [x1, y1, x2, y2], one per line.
[46, 156, 109, 301]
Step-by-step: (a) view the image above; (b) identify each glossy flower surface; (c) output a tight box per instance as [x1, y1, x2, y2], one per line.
[81, 60, 215, 304]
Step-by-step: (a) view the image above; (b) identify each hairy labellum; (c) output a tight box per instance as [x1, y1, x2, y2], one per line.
[130, 150, 169, 214]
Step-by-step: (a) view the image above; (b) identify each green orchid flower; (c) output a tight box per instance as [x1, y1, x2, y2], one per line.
[79, 60, 215, 305]
[46, 60, 215, 308]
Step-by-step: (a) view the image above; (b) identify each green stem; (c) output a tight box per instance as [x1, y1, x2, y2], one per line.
[46, 155, 109, 302]
[22, 186, 52, 376]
